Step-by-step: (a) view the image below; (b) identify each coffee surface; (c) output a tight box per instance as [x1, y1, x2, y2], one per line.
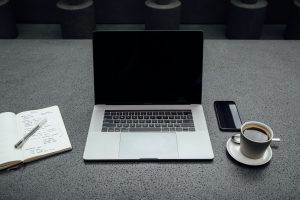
[243, 128, 269, 142]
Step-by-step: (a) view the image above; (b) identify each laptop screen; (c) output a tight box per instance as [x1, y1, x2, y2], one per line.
[93, 30, 203, 105]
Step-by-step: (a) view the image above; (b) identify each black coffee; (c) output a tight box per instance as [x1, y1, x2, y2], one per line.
[243, 128, 269, 142]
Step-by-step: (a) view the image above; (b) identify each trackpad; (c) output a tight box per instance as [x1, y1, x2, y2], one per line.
[119, 132, 178, 159]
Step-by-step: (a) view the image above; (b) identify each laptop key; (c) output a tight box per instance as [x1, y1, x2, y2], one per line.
[101, 128, 107, 132]
[104, 116, 112, 119]
[176, 128, 183, 132]
[162, 128, 170, 132]
[104, 120, 113, 124]
[183, 128, 189, 131]
[115, 128, 121, 132]
[189, 128, 196, 132]
[121, 128, 129, 132]
[181, 124, 194, 127]
[129, 128, 161, 132]
[183, 120, 194, 123]
[170, 128, 176, 132]
[108, 128, 114, 132]
[102, 124, 116, 128]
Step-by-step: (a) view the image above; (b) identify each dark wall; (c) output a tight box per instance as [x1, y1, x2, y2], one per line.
[14, 0, 294, 24]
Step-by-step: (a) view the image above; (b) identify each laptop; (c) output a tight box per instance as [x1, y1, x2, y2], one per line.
[83, 30, 214, 160]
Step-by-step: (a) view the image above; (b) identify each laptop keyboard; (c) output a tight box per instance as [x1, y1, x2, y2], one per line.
[101, 110, 195, 132]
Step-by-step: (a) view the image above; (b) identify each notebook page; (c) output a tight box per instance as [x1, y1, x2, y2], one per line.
[16, 106, 72, 161]
[0, 112, 23, 169]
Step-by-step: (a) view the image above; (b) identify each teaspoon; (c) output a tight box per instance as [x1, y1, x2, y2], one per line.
[231, 133, 281, 144]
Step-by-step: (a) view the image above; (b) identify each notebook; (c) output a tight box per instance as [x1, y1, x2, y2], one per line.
[0, 106, 72, 170]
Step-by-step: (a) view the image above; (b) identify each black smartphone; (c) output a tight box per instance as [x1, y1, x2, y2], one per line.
[214, 101, 242, 132]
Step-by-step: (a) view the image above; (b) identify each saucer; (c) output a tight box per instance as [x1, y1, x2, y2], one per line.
[226, 137, 272, 166]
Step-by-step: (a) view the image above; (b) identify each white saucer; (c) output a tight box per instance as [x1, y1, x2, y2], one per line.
[226, 137, 272, 166]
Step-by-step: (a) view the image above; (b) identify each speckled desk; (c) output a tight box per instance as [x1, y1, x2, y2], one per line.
[0, 39, 299, 199]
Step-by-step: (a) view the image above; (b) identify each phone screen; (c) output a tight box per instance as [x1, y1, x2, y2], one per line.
[214, 101, 242, 131]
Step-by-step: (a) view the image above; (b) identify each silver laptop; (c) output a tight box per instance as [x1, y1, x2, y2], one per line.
[83, 30, 214, 160]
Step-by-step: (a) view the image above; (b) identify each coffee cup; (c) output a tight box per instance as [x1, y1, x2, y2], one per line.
[240, 121, 273, 159]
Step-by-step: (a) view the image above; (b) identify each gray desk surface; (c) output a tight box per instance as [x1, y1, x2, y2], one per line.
[0, 40, 299, 200]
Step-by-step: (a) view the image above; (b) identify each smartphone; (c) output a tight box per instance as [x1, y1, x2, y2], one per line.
[214, 101, 242, 132]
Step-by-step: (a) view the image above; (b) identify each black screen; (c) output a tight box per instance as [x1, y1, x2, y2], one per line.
[93, 30, 203, 104]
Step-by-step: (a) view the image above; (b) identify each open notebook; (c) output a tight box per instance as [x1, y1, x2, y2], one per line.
[0, 106, 72, 170]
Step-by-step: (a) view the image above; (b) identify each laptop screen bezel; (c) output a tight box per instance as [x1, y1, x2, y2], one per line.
[93, 30, 203, 105]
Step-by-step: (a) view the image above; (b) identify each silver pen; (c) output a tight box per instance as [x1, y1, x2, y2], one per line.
[14, 118, 47, 149]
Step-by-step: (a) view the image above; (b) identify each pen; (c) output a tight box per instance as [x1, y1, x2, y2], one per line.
[14, 118, 47, 149]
